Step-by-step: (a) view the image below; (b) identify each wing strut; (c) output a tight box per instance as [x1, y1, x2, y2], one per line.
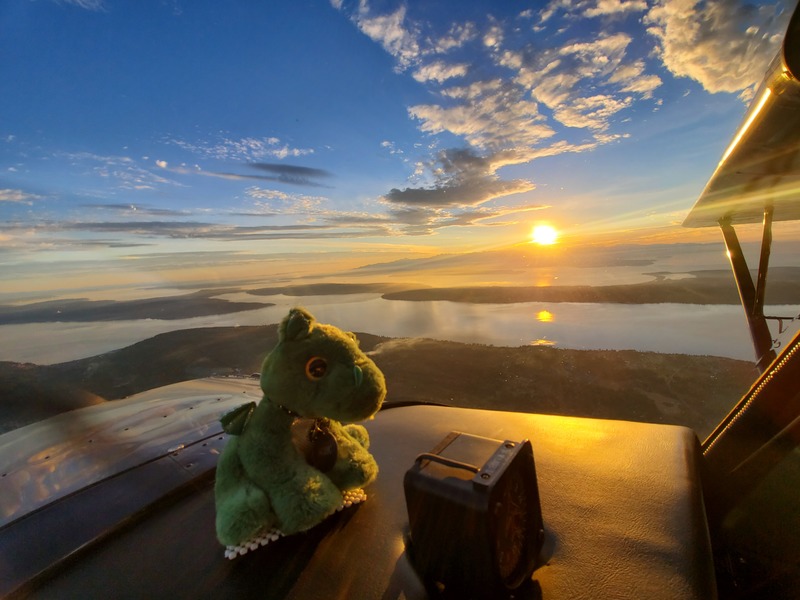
[719, 207, 777, 372]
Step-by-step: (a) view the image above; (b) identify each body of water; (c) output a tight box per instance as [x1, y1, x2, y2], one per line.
[0, 292, 784, 365]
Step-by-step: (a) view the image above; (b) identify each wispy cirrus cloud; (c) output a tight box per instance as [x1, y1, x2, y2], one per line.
[245, 187, 328, 214]
[167, 135, 314, 162]
[59, 220, 219, 236]
[60, 152, 182, 191]
[78, 203, 192, 217]
[50, 219, 386, 242]
[56, 0, 105, 10]
[0, 189, 43, 204]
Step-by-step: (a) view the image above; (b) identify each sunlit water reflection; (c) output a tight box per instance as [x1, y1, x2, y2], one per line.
[1, 293, 786, 364]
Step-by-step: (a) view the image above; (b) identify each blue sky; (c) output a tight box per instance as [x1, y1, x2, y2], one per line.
[0, 0, 795, 298]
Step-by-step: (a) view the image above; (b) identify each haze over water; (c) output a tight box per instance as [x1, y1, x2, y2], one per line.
[3, 243, 798, 365]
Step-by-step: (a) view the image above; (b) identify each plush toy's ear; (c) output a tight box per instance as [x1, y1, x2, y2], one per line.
[220, 402, 256, 435]
[280, 307, 314, 341]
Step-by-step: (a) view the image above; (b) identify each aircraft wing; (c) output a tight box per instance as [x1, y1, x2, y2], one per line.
[683, 7, 800, 228]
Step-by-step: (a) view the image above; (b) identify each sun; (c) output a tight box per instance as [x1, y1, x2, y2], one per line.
[530, 224, 559, 245]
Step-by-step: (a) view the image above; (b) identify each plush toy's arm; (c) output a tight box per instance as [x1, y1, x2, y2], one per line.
[324, 420, 379, 492]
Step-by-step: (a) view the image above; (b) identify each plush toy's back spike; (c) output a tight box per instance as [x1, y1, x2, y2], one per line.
[220, 402, 256, 436]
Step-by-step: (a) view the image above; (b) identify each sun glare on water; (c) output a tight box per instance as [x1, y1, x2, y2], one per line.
[536, 310, 554, 322]
[531, 224, 559, 245]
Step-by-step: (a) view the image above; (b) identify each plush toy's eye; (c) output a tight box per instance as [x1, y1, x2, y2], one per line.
[305, 357, 328, 381]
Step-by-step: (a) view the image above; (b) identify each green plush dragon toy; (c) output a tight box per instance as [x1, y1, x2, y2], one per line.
[214, 307, 386, 558]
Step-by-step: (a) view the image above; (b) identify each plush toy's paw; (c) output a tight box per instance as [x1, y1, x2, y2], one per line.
[223, 489, 367, 559]
[342, 423, 370, 449]
[325, 422, 379, 491]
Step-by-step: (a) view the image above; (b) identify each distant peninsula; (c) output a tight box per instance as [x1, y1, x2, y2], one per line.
[0, 290, 270, 325]
[248, 282, 415, 296]
[381, 268, 800, 305]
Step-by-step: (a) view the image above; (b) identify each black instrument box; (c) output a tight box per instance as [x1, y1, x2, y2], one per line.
[404, 432, 545, 597]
